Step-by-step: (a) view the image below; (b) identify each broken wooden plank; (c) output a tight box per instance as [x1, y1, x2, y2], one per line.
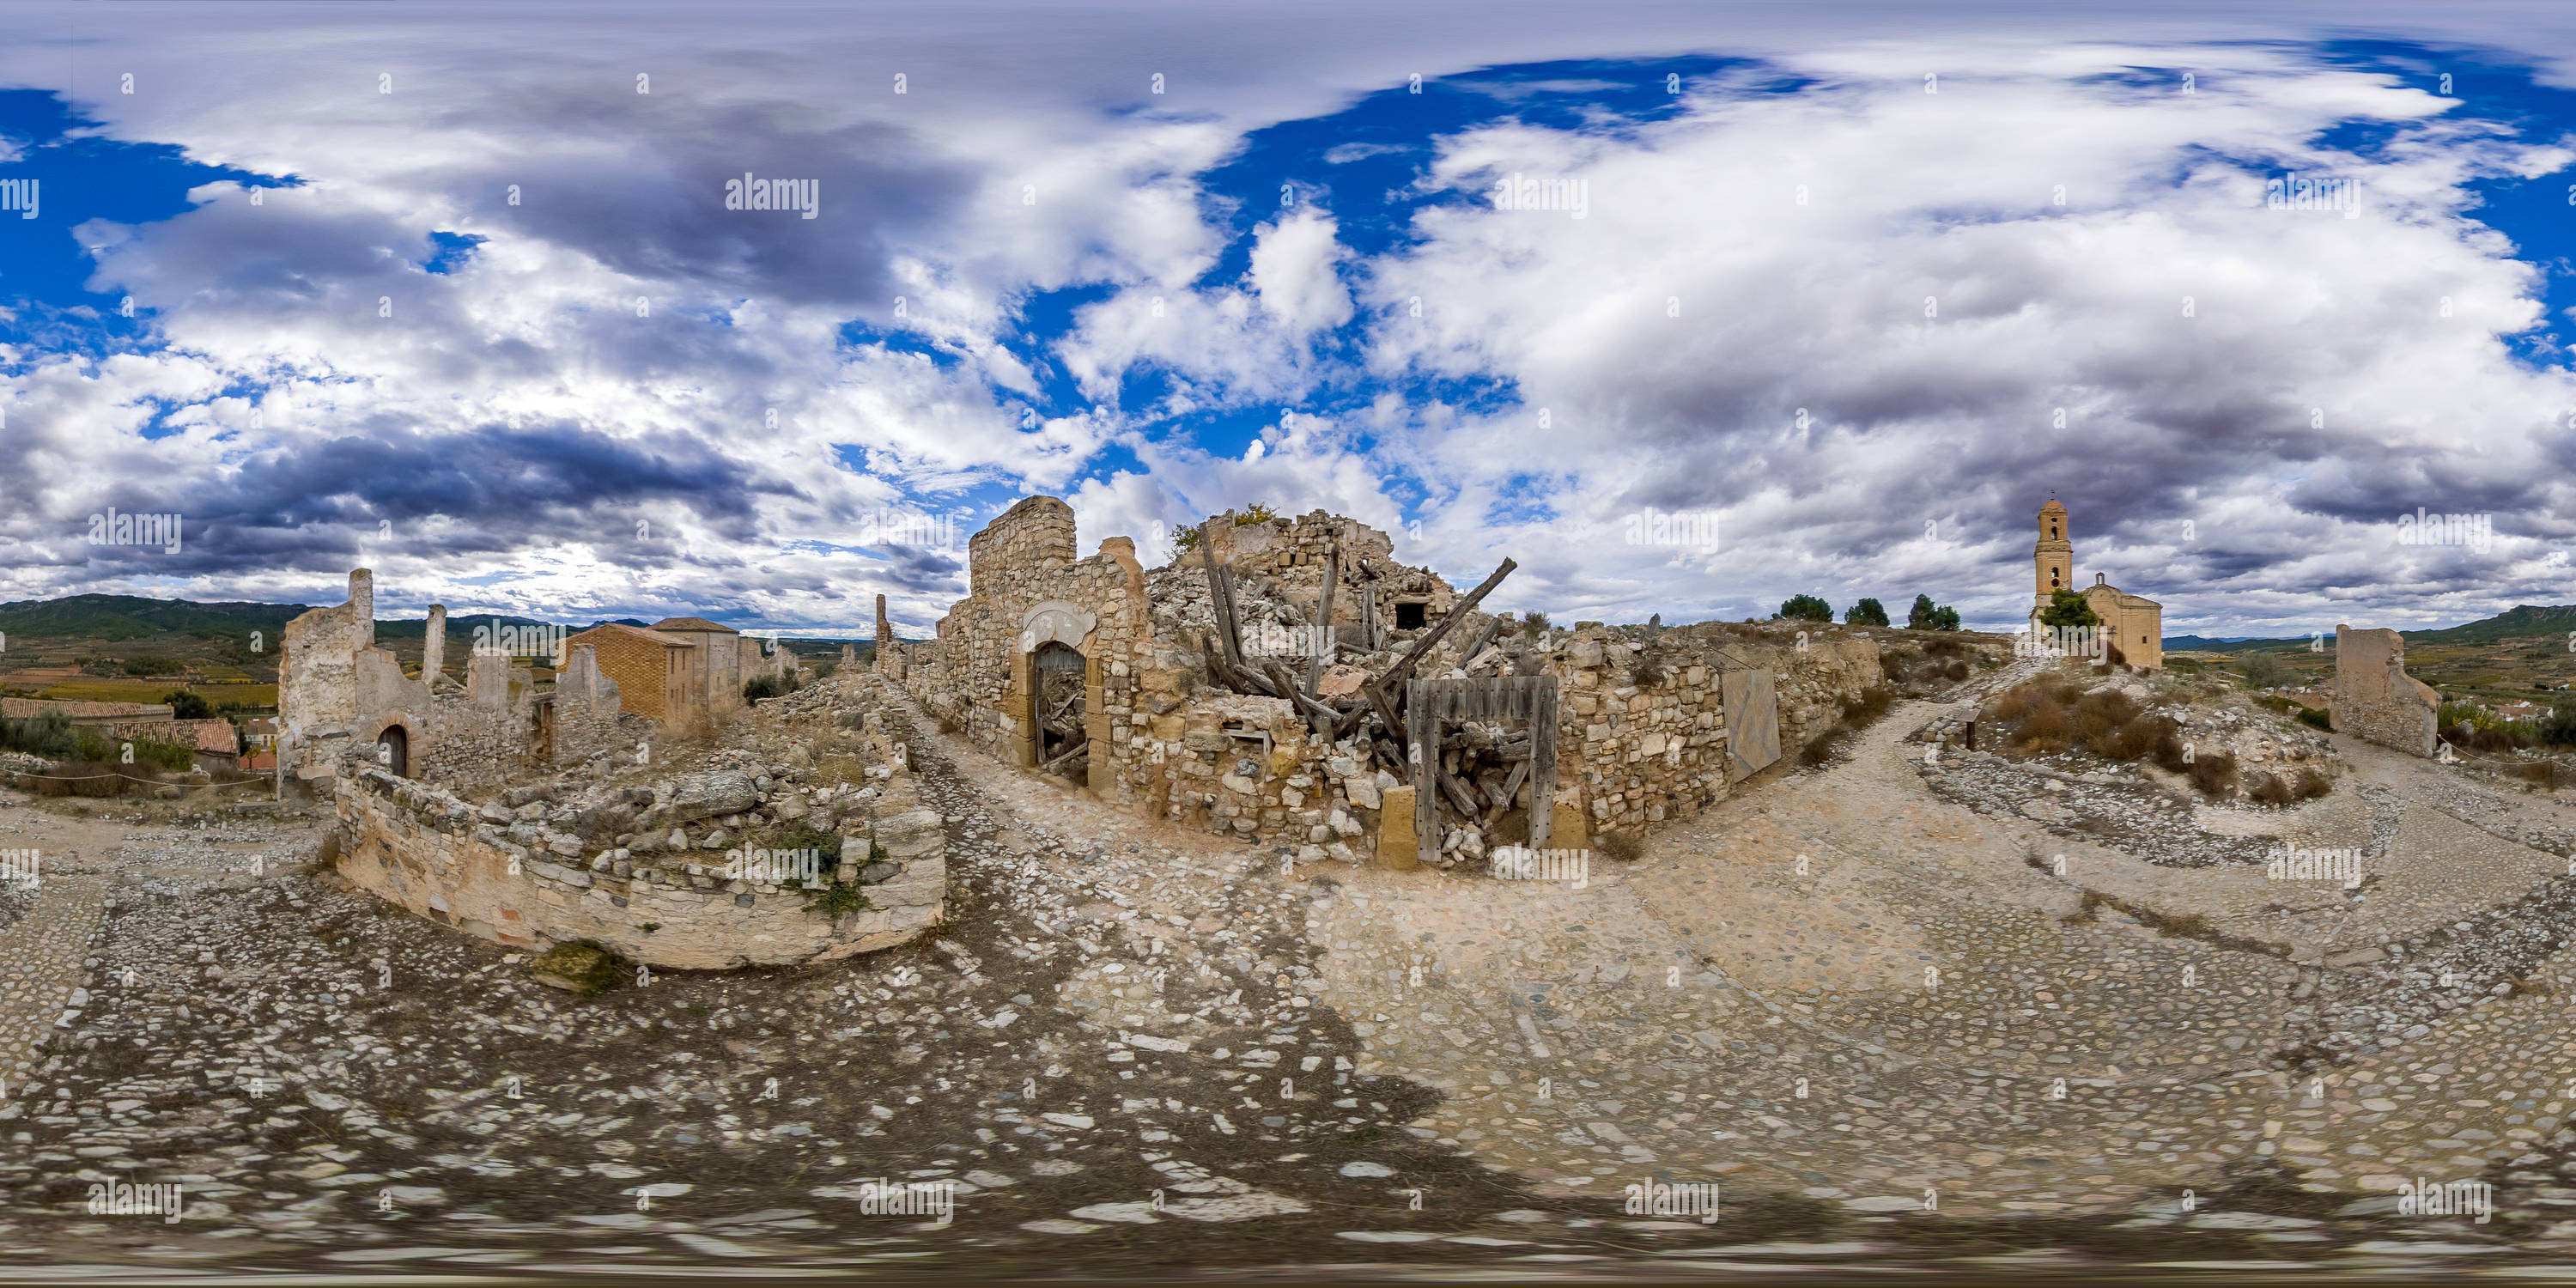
[1528, 682, 1558, 849]
[1198, 524, 1246, 671]
[1408, 678, 1437, 857]
[1305, 544, 1337, 696]
[1459, 615, 1504, 672]
[1436, 759, 1481, 821]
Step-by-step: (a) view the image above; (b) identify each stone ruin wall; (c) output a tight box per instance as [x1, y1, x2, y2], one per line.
[2334, 624, 2439, 757]
[283, 569, 686, 795]
[1541, 625, 1883, 840]
[898, 499, 1896, 860]
[333, 711, 945, 969]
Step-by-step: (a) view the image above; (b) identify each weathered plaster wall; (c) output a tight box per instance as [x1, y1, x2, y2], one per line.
[2335, 624, 2439, 757]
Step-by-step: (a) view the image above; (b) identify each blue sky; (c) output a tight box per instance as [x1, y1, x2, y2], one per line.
[8, 3, 2576, 639]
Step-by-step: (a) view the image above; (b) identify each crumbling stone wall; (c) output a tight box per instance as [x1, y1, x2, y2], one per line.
[412, 651, 542, 791]
[907, 497, 1160, 797]
[901, 499, 1905, 861]
[333, 730, 944, 968]
[285, 568, 650, 793]
[548, 643, 628, 770]
[2335, 624, 2439, 757]
[1540, 623, 1881, 840]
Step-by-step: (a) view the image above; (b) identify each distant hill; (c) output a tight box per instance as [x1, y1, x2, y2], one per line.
[2398, 604, 2576, 646]
[0, 592, 308, 644]
[2162, 635, 2285, 653]
[2166, 605, 2576, 654]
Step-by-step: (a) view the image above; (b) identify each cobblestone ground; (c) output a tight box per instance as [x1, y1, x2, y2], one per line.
[14, 669, 2576, 1277]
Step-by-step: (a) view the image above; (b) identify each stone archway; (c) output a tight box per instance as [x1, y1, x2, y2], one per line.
[374, 724, 410, 777]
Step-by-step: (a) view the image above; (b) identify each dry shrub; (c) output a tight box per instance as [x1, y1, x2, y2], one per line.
[1880, 651, 1915, 683]
[2072, 690, 2142, 745]
[2009, 702, 2075, 757]
[2248, 772, 2295, 806]
[1923, 636, 1963, 657]
[2502, 760, 2559, 791]
[27, 761, 143, 798]
[1595, 831, 1643, 863]
[1941, 658, 1969, 681]
[2184, 750, 2240, 798]
[2099, 712, 2179, 762]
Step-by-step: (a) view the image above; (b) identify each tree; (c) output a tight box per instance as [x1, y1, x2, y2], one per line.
[1905, 593, 1967, 630]
[1845, 598, 1890, 627]
[161, 690, 214, 720]
[2239, 651, 2293, 690]
[1778, 594, 1833, 623]
[2038, 587, 2099, 630]
[2541, 698, 2576, 747]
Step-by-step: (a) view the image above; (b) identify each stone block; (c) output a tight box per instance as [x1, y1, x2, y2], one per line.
[874, 809, 945, 861]
[1377, 785, 1420, 870]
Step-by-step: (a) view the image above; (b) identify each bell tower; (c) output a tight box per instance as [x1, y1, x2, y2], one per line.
[2034, 498, 2071, 609]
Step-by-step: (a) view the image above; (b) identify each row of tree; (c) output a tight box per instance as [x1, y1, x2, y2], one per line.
[1777, 593, 1961, 631]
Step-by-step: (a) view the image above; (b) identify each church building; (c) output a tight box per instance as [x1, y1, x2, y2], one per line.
[2032, 498, 2163, 670]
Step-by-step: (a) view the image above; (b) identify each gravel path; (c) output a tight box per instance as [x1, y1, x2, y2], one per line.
[15, 667, 2576, 1275]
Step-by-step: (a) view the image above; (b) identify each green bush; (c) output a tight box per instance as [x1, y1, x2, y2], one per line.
[118, 657, 185, 677]
[1844, 598, 1890, 627]
[2542, 700, 2576, 748]
[531, 940, 630, 996]
[802, 882, 874, 919]
[2239, 651, 2293, 690]
[1777, 594, 1832, 623]
[743, 671, 801, 702]
[0, 710, 77, 757]
[2038, 587, 2099, 630]
[161, 690, 214, 720]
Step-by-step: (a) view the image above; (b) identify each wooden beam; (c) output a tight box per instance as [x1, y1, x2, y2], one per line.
[1367, 558, 1517, 709]
[1198, 523, 1245, 671]
[1460, 615, 1505, 672]
[1409, 678, 1438, 860]
[1528, 682, 1558, 849]
[1305, 544, 1338, 696]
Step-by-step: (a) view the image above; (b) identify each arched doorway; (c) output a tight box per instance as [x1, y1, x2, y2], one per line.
[1032, 641, 1087, 774]
[375, 725, 409, 777]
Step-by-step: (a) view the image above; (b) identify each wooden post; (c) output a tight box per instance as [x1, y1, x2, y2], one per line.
[1361, 580, 1378, 651]
[1528, 681, 1558, 849]
[1198, 523, 1244, 671]
[1411, 682, 1439, 854]
[1306, 544, 1338, 696]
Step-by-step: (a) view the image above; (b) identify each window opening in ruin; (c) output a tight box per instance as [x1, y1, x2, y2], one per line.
[1034, 641, 1088, 775]
[1395, 600, 1427, 630]
[1224, 723, 1273, 761]
[375, 725, 409, 778]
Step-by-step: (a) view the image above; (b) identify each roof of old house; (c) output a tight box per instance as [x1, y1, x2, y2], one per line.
[651, 617, 738, 634]
[1, 697, 172, 720]
[568, 622, 698, 649]
[186, 720, 240, 754]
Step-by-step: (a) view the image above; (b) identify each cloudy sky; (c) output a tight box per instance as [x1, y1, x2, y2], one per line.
[8, 0, 2576, 639]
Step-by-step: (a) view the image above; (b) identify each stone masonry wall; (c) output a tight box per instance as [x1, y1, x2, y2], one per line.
[1541, 624, 1883, 838]
[333, 744, 945, 969]
[2335, 624, 2439, 758]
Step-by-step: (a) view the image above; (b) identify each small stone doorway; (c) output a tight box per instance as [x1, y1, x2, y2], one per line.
[1032, 641, 1087, 774]
[375, 725, 409, 778]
